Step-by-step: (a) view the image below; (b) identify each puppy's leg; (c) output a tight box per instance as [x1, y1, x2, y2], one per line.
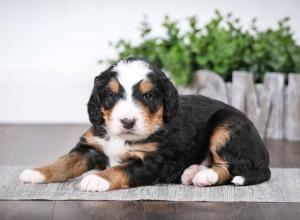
[193, 126, 231, 187]
[79, 165, 129, 192]
[80, 152, 166, 192]
[20, 128, 107, 184]
[20, 151, 89, 184]
[193, 108, 270, 187]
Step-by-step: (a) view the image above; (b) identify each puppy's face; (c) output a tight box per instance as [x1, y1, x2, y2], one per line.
[88, 58, 178, 141]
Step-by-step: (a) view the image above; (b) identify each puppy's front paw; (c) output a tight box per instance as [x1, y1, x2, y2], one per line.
[20, 169, 46, 184]
[192, 169, 218, 187]
[79, 174, 110, 192]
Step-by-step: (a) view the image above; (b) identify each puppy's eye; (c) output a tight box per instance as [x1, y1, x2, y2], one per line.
[108, 92, 119, 101]
[143, 93, 153, 102]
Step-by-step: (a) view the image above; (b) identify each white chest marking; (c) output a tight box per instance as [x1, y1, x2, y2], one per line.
[93, 136, 128, 167]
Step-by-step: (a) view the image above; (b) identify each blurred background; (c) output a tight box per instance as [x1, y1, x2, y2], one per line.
[1, 0, 300, 124]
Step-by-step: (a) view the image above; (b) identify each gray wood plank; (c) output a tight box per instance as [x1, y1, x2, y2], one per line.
[264, 73, 284, 140]
[194, 70, 228, 103]
[231, 71, 271, 138]
[284, 74, 300, 141]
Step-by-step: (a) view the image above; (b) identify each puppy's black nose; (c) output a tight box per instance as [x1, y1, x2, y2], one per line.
[120, 118, 136, 129]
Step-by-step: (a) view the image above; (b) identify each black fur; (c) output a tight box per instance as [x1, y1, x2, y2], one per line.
[87, 69, 122, 137]
[124, 95, 270, 186]
[83, 57, 270, 187]
[70, 141, 108, 170]
[147, 69, 179, 123]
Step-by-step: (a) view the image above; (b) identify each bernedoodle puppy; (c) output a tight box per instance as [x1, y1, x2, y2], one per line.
[20, 57, 271, 192]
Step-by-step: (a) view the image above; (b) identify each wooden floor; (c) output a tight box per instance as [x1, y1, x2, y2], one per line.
[0, 125, 299, 220]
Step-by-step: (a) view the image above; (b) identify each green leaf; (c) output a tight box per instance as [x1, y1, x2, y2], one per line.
[104, 12, 300, 85]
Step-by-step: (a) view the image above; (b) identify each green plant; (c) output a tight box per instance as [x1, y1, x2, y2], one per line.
[104, 11, 300, 86]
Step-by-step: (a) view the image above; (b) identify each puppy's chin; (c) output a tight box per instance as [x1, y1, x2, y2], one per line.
[108, 129, 149, 141]
[118, 133, 144, 141]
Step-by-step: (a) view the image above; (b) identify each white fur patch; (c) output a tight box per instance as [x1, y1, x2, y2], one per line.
[20, 169, 46, 184]
[113, 60, 150, 100]
[102, 136, 127, 167]
[93, 136, 132, 167]
[231, 176, 245, 186]
[79, 174, 110, 192]
[192, 168, 219, 187]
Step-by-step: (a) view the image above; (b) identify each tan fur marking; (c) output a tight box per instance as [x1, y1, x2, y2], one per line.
[100, 78, 120, 126]
[83, 128, 94, 139]
[83, 128, 103, 151]
[101, 107, 113, 125]
[130, 142, 158, 152]
[97, 165, 129, 190]
[210, 126, 230, 147]
[212, 164, 231, 183]
[121, 151, 146, 161]
[121, 142, 158, 162]
[139, 103, 164, 134]
[35, 153, 88, 183]
[209, 126, 232, 184]
[151, 106, 164, 129]
[108, 78, 120, 93]
[139, 79, 153, 94]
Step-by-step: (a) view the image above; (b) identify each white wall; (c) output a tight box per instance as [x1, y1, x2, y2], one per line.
[1, 0, 300, 123]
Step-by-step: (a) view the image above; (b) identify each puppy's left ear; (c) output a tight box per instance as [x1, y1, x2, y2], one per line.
[161, 77, 179, 123]
[87, 89, 102, 126]
[87, 77, 105, 135]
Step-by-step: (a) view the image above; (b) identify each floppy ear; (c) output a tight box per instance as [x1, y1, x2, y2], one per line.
[162, 77, 179, 123]
[87, 78, 105, 135]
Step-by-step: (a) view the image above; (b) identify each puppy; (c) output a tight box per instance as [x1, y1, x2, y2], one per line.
[20, 57, 271, 191]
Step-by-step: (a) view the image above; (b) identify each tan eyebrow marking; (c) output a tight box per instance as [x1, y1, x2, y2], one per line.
[139, 79, 153, 94]
[108, 78, 120, 93]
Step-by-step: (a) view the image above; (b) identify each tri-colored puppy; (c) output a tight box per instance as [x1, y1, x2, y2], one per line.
[20, 57, 271, 192]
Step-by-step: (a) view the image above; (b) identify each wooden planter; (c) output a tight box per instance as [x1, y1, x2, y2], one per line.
[178, 70, 300, 141]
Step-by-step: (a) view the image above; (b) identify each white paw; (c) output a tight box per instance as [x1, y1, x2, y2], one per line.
[79, 174, 110, 192]
[231, 176, 245, 186]
[20, 169, 46, 184]
[181, 164, 208, 185]
[181, 165, 200, 185]
[192, 169, 219, 187]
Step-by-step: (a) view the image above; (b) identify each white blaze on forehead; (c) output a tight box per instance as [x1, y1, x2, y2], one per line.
[113, 60, 150, 100]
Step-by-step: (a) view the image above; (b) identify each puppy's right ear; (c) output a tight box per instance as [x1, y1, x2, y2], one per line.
[87, 77, 104, 134]
[162, 78, 179, 123]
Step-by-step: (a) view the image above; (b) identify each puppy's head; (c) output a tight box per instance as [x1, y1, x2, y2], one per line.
[88, 57, 179, 141]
